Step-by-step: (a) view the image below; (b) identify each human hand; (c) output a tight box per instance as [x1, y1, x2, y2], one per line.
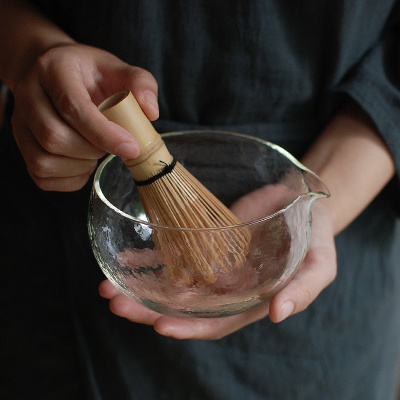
[99, 185, 337, 340]
[230, 185, 336, 322]
[11, 43, 159, 191]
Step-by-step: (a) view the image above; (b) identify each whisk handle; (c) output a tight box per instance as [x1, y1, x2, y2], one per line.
[98, 90, 173, 181]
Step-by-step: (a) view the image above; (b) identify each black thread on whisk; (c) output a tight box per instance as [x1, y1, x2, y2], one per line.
[134, 158, 177, 186]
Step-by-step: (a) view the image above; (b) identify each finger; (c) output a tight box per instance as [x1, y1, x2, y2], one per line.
[269, 232, 336, 323]
[27, 87, 106, 159]
[99, 280, 269, 339]
[154, 302, 270, 340]
[74, 49, 159, 120]
[37, 47, 158, 158]
[37, 63, 138, 159]
[15, 123, 97, 177]
[98, 63, 159, 121]
[99, 282, 270, 340]
[99, 280, 163, 325]
[13, 122, 97, 191]
[230, 183, 301, 222]
[123, 68, 159, 121]
[109, 294, 162, 326]
[49, 88, 139, 159]
[29, 171, 96, 192]
[98, 279, 121, 298]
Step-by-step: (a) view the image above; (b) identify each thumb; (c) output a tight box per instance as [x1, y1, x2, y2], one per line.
[52, 87, 142, 159]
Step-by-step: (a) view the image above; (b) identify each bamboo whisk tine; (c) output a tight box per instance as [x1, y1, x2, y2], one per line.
[98, 90, 250, 284]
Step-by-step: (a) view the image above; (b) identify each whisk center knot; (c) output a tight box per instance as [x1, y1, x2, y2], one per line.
[134, 158, 177, 186]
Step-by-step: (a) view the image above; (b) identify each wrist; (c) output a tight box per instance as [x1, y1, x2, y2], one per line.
[301, 103, 395, 235]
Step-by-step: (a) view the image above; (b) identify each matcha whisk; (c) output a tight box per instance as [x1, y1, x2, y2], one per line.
[98, 90, 250, 283]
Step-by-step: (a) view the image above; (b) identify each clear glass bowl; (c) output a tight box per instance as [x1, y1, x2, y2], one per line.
[88, 131, 329, 318]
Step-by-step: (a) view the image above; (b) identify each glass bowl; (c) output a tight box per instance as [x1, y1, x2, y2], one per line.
[88, 131, 329, 318]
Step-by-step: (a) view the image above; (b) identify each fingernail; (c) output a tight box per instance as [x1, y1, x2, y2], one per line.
[278, 301, 294, 322]
[143, 91, 159, 113]
[115, 142, 139, 159]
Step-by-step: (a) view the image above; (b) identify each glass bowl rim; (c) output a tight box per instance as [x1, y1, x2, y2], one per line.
[92, 130, 330, 232]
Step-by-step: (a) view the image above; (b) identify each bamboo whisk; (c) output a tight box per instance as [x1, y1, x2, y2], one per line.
[99, 90, 250, 284]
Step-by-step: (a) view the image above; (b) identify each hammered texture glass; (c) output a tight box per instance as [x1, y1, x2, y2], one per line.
[88, 131, 329, 317]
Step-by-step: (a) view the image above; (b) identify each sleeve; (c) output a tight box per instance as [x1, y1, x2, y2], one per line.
[334, 3, 400, 201]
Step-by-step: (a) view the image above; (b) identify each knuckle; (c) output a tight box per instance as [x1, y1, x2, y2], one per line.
[35, 50, 59, 78]
[37, 121, 66, 154]
[300, 286, 315, 306]
[35, 53, 48, 73]
[56, 92, 81, 123]
[29, 156, 52, 179]
[130, 67, 158, 89]
[295, 284, 315, 312]
[36, 46, 66, 72]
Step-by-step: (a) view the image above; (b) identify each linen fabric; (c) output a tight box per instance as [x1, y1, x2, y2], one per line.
[1, 1, 400, 399]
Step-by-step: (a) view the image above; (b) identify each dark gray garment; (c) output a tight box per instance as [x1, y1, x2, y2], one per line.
[2, 1, 400, 399]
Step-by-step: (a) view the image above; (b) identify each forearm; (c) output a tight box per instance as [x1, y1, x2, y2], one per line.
[0, 0, 74, 90]
[301, 102, 395, 235]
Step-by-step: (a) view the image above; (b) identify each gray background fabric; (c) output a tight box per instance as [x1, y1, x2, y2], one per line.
[1, 1, 400, 399]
